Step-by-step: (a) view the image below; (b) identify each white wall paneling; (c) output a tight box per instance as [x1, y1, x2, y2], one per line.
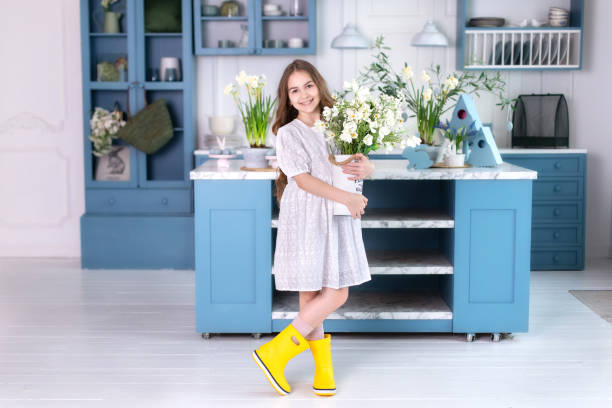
[0, 0, 610, 260]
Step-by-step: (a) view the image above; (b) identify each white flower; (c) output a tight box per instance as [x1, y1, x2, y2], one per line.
[423, 87, 433, 102]
[246, 75, 259, 88]
[444, 76, 458, 90]
[369, 120, 379, 131]
[357, 87, 370, 103]
[340, 132, 353, 143]
[421, 70, 431, 83]
[401, 65, 413, 80]
[314, 120, 326, 133]
[332, 93, 338, 100]
[344, 79, 359, 93]
[379, 126, 390, 137]
[331, 106, 339, 117]
[363, 134, 373, 146]
[235, 70, 248, 86]
[404, 135, 422, 148]
[224, 83, 235, 95]
[322, 106, 332, 121]
[344, 121, 357, 134]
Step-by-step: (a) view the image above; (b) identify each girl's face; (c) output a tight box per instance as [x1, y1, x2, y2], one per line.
[287, 70, 320, 115]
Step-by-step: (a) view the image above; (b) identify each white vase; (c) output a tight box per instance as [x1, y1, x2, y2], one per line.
[242, 147, 268, 168]
[445, 153, 465, 167]
[330, 154, 363, 216]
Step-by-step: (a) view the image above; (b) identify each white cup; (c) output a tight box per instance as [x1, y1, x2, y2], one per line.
[288, 38, 304, 48]
[160, 57, 181, 82]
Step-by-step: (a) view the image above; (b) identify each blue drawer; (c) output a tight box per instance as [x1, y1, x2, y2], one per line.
[502, 155, 584, 176]
[533, 178, 583, 200]
[531, 247, 584, 270]
[86, 188, 192, 213]
[532, 225, 582, 245]
[532, 201, 582, 223]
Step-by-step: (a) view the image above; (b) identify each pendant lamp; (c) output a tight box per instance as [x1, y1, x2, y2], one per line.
[331, 24, 370, 49]
[411, 20, 448, 47]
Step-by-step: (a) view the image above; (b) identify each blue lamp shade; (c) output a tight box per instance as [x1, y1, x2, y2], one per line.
[331, 24, 370, 49]
[411, 21, 448, 47]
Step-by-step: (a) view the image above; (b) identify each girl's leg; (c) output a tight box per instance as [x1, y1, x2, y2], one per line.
[296, 286, 349, 329]
[299, 291, 324, 340]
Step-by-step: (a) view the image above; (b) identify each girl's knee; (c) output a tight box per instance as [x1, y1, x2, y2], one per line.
[322, 287, 348, 307]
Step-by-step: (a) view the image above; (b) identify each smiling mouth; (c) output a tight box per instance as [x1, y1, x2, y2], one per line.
[299, 99, 313, 107]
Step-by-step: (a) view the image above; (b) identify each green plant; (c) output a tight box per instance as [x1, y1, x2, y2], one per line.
[436, 119, 478, 153]
[225, 71, 277, 148]
[352, 36, 514, 145]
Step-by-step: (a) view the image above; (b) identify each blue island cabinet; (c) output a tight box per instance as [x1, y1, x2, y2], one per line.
[194, 180, 272, 334]
[191, 160, 537, 341]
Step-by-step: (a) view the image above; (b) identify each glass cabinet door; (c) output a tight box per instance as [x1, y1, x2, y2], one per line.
[84, 0, 139, 188]
[194, 0, 256, 55]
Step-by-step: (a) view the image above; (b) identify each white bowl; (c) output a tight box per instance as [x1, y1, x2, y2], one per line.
[209, 116, 235, 136]
[263, 3, 281, 11]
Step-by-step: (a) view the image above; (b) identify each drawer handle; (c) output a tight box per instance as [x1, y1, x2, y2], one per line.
[108, 198, 116, 206]
[553, 231, 561, 239]
[161, 197, 169, 205]
[553, 184, 562, 192]
[553, 208, 561, 216]
[553, 255, 560, 263]
[554, 161, 562, 169]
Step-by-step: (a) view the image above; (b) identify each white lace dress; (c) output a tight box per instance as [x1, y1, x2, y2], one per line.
[272, 118, 371, 291]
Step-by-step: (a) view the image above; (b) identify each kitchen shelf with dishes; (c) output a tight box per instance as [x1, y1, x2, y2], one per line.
[80, 0, 196, 268]
[193, 0, 316, 55]
[269, 180, 456, 331]
[457, 0, 584, 70]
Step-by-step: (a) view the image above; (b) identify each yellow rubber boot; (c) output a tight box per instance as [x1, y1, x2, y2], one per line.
[308, 333, 336, 396]
[252, 324, 309, 396]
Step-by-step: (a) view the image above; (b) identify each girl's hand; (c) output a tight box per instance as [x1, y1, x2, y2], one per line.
[343, 192, 368, 219]
[341, 153, 375, 180]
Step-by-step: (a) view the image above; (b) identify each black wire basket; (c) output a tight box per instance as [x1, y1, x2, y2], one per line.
[512, 94, 569, 148]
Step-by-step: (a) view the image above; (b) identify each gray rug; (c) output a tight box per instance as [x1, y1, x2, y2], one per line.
[569, 290, 612, 324]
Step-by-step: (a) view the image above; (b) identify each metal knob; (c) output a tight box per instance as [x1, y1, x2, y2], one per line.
[553, 208, 561, 216]
[553, 255, 560, 263]
[554, 161, 562, 169]
[553, 231, 560, 239]
[553, 184, 562, 192]
[108, 198, 116, 206]
[161, 197, 168, 205]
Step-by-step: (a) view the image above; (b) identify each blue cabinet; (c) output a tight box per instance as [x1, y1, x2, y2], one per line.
[193, 0, 316, 55]
[502, 153, 587, 270]
[194, 180, 272, 333]
[80, 0, 196, 268]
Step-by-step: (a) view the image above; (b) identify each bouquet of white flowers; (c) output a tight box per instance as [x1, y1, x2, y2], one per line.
[315, 80, 421, 215]
[89, 106, 126, 157]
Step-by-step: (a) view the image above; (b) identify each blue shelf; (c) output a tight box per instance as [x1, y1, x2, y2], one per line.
[200, 16, 248, 21]
[457, 0, 584, 70]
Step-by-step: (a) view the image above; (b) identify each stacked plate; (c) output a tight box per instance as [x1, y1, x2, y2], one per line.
[549, 7, 569, 27]
[468, 17, 505, 27]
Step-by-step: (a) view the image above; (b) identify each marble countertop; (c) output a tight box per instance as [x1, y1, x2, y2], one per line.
[189, 159, 538, 180]
[194, 147, 587, 155]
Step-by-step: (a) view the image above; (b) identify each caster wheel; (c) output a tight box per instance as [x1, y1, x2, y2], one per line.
[491, 333, 501, 342]
[252, 333, 262, 339]
[466, 333, 476, 342]
[202, 333, 211, 339]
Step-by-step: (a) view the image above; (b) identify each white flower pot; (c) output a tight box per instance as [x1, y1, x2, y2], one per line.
[445, 153, 465, 167]
[330, 154, 363, 216]
[242, 147, 268, 168]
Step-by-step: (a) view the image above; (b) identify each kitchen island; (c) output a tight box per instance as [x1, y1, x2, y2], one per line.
[190, 159, 537, 341]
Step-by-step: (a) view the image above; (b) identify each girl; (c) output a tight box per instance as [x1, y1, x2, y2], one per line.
[251, 60, 375, 397]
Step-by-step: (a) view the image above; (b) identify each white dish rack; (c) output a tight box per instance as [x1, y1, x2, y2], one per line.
[464, 29, 581, 69]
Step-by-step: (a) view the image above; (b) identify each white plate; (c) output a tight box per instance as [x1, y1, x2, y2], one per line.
[549, 33, 559, 63]
[559, 35, 568, 63]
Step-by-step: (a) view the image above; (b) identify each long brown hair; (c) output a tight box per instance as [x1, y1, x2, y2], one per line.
[273, 59, 334, 205]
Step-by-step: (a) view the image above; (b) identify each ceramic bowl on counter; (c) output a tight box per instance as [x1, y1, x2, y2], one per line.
[209, 116, 235, 136]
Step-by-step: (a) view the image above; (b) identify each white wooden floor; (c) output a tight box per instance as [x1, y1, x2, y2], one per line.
[1, 257, 612, 408]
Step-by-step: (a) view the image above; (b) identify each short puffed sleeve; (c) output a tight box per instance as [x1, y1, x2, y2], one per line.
[275, 125, 311, 178]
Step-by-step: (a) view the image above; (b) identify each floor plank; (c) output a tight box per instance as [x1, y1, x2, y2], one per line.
[1, 257, 611, 407]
